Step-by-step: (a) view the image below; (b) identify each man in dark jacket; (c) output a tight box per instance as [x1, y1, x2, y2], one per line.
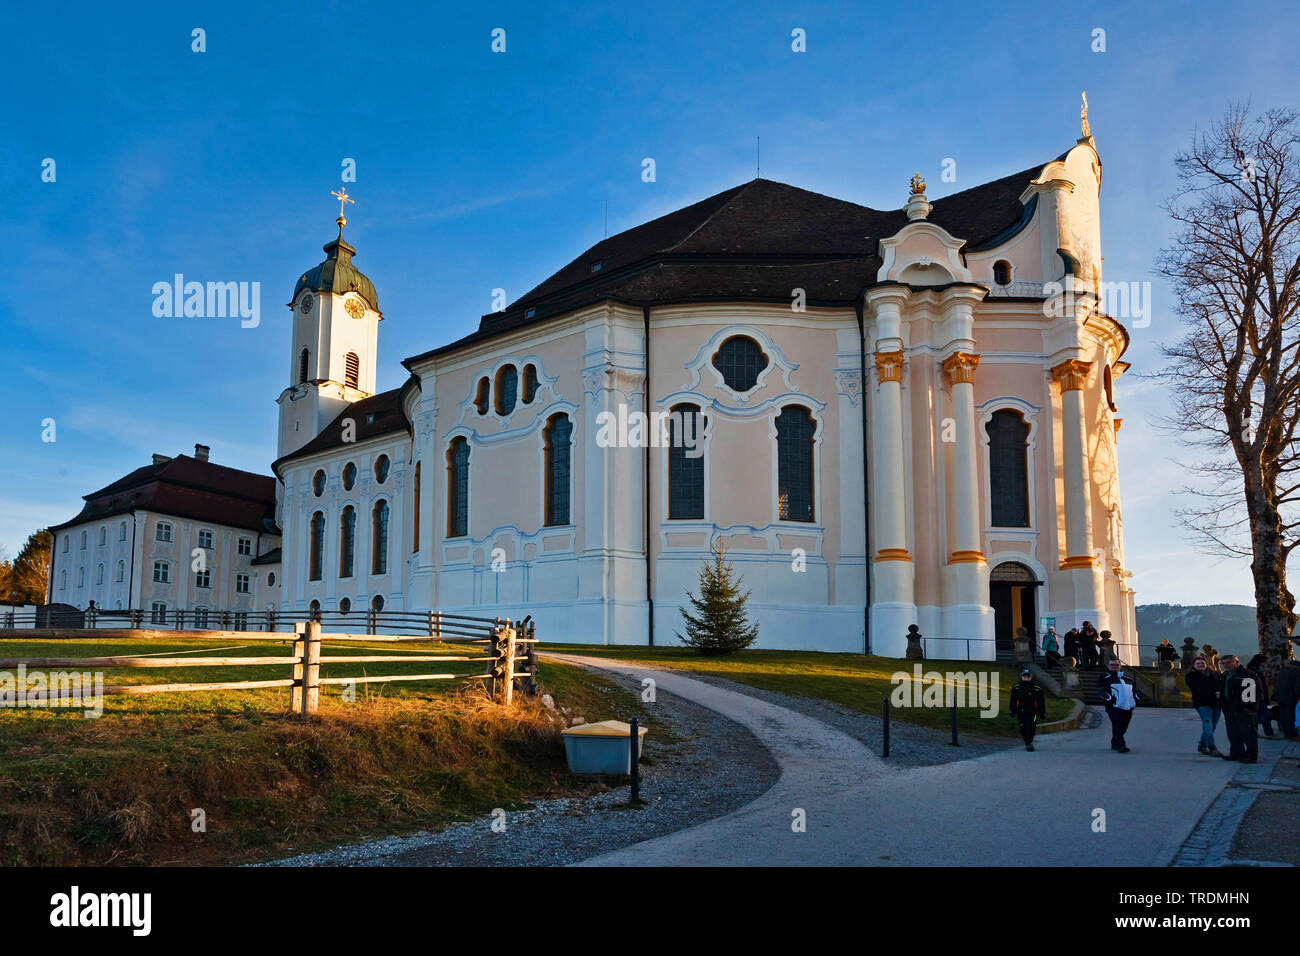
[1098, 658, 1138, 752]
[1184, 657, 1223, 755]
[1276, 651, 1300, 741]
[1009, 669, 1047, 751]
[1063, 628, 1081, 666]
[1080, 622, 1101, 669]
[1220, 655, 1259, 763]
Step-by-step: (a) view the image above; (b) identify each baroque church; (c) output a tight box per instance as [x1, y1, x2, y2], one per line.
[51, 123, 1138, 661]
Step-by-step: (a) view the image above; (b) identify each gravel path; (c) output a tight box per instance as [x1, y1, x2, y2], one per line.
[257, 664, 779, 867]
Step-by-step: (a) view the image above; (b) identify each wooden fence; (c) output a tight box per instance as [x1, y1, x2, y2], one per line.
[0, 616, 539, 714]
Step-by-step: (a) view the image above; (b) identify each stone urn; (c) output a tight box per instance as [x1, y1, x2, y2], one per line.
[1099, 630, 1117, 665]
[1061, 657, 1080, 690]
[1014, 626, 1033, 662]
[905, 624, 924, 660]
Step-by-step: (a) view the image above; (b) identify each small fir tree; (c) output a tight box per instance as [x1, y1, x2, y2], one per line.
[677, 544, 758, 655]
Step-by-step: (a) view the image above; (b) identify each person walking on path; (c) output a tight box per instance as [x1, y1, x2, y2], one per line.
[1098, 658, 1139, 753]
[1042, 628, 1061, 668]
[1009, 669, 1047, 751]
[1184, 657, 1223, 755]
[1276, 649, 1300, 741]
[1246, 655, 1276, 737]
[1221, 655, 1260, 763]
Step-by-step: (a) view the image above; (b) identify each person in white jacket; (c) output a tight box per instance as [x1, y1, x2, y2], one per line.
[1097, 658, 1138, 753]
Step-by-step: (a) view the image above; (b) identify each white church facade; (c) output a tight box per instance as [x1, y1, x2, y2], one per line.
[259, 131, 1137, 660]
[47, 128, 1138, 660]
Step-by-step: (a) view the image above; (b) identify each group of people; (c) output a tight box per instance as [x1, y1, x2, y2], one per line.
[1009, 635, 1300, 758]
[1039, 621, 1114, 670]
[1184, 651, 1300, 762]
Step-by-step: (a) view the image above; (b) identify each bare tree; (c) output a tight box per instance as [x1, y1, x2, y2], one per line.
[1158, 104, 1300, 676]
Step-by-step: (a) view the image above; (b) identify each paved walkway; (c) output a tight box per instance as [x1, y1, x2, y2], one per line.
[545, 653, 1255, 866]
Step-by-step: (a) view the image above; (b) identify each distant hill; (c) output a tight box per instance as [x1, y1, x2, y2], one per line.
[1136, 604, 1262, 660]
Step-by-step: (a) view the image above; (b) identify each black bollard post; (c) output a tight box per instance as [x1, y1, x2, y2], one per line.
[629, 717, 640, 804]
[883, 699, 890, 758]
[950, 701, 960, 746]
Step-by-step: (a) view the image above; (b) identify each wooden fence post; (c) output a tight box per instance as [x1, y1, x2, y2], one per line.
[502, 626, 517, 706]
[290, 622, 306, 714]
[304, 620, 322, 715]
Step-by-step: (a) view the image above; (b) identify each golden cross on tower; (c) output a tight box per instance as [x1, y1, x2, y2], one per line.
[331, 187, 355, 227]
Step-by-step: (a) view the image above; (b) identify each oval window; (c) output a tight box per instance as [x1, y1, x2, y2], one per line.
[342, 462, 357, 490]
[267, 572, 277, 587]
[312, 470, 326, 496]
[374, 454, 391, 484]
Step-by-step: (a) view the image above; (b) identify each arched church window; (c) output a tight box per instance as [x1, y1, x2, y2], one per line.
[447, 438, 470, 538]
[495, 365, 518, 415]
[522, 364, 538, 404]
[342, 462, 356, 490]
[374, 454, 390, 484]
[340, 505, 356, 578]
[712, 336, 768, 392]
[299, 348, 310, 385]
[668, 404, 704, 520]
[312, 470, 326, 496]
[371, 594, 385, 612]
[986, 410, 1031, 527]
[474, 377, 490, 415]
[344, 352, 360, 389]
[339, 597, 351, 615]
[372, 500, 390, 574]
[776, 405, 816, 522]
[309, 511, 325, 581]
[993, 260, 1012, 286]
[544, 414, 572, 526]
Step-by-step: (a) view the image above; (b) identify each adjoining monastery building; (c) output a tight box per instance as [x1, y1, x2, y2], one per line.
[49, 129, 1138, 660]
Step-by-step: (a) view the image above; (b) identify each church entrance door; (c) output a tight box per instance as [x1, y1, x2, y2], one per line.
[989, 561, 1040, 658]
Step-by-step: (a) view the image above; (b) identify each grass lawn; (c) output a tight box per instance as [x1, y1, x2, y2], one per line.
[544, 644, 1076, 734]
[0, 635, 642, 865]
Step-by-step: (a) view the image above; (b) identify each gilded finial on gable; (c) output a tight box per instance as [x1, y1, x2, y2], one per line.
[909, 172, 926, 196]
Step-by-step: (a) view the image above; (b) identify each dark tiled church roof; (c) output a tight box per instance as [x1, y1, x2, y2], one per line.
[50, 455, 277, 534]
[272, 386, 411, 471]
[406, 159, 1047, 364]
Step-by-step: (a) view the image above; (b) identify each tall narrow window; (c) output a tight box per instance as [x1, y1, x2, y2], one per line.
[340, 505, 356, 578]
[495, 365, 518, 415]
[544, 414, 572, 526]
[986, 410, 1031, 527]
[776, 406, 816, 522]
[372, 500, 389, 574]
[522, 364, 538, 404]
[344, 351, 360, 388]
[712, 336, 768, 392]
[412, 461, 421, 552]
[668, 404, 704, 519]
[309, 511, 325, 581]
[299, 348, 310, 384]
[447, 438, 470, 537]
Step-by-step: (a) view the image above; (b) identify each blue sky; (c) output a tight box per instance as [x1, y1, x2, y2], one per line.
[2, 0, 1297, 605]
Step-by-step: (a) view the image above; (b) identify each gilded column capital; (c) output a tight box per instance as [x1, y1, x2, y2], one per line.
[941, 351, 980, 386]
[1051, 359, 1092, 392]
[874, 350, 905, 384]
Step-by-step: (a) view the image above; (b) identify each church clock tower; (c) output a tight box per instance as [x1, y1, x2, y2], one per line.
[277, 189, 382, 461]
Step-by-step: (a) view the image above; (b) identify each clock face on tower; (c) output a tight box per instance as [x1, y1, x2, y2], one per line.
[300, 294, 313, 314]
[345, 298, 365, 319]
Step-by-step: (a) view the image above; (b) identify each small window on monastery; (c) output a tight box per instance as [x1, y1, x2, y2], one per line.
[312, 470, 326, 497]
[344, 351, 360, 389]
[299, 348, 310, 384]
[713, 336, 769, 393]
[374, 454, 391, 484]
[474, 377, 490, 415]
[342, 462, 357, 490]
[993, 260, 1012, 286]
